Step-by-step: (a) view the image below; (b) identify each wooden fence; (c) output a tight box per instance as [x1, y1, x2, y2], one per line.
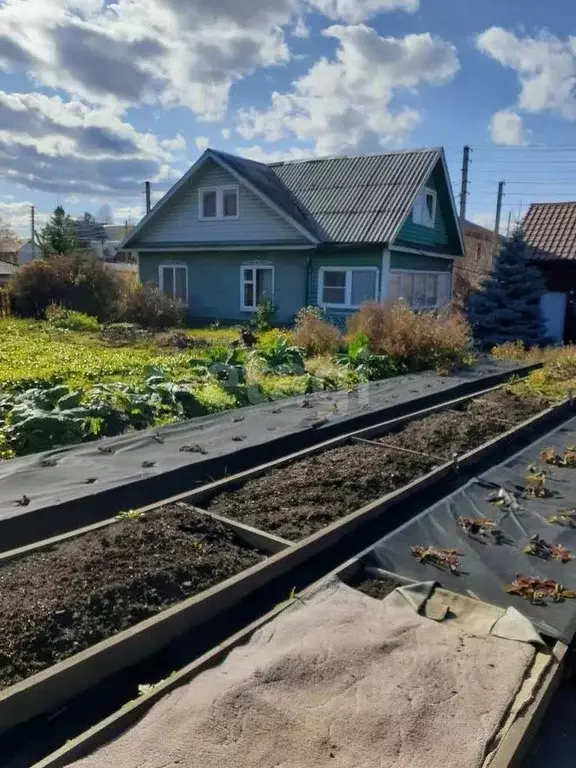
[0, 289, 11, 318]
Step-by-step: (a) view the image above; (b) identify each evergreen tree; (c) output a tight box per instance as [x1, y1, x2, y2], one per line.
[40, 206, 78, 256]
[467, 228, 547, 348]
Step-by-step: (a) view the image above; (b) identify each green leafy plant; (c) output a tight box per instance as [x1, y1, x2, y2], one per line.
[254, 298, 276, 331]
[251, 334, 305, 374]
[337, 333, 396, 381]
[45, 303, 100, 332]
[116, 509, 146, 521]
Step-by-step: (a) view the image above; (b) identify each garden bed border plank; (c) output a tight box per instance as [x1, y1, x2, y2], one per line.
[0, 397, 569, 740]
[0, 362, 540, 552]
[32, 555, 567, 768]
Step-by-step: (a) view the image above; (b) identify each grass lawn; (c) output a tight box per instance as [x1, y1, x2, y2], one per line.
[0, 319, 334, 459]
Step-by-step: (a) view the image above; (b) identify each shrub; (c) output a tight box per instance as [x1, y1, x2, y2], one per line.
[8, 253, 121, 320]
[347, 301, 472, 373]
[115, 281, 186, 329]
[253, 298, 276, 331]
[293, 307, 341, 355]
[45, 303, 100, 332]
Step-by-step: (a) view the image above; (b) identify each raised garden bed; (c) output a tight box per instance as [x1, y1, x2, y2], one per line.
[199, 390, 546, 541]
[0, 507, 266, 691]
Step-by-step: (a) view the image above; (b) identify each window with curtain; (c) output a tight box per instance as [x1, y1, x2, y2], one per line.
[159, 264, 188, 302]
[319, 268, 378, 309]
[389, 271, 451, 309]
[241, 265, 274, 310]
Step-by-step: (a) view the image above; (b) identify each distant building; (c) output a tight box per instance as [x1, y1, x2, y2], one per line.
[0, 258, 18, 287]
[17, 222, 135, 264]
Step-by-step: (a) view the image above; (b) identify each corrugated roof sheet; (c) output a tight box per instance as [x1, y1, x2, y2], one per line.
[211, 150, 324, 240]
[269, 148, 441, 243]
[0, 259, 18, 275]
[523, 202, 576, 261]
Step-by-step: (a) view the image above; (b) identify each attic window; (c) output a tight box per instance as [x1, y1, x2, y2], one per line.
[199, 186, 239, 220]
[412, 188, 437, 228]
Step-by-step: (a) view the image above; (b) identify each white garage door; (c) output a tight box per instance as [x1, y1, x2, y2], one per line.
[540, 292, 567, 343]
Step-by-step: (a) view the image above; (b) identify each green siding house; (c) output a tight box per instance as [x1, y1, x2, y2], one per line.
[122, 147, 465, 324]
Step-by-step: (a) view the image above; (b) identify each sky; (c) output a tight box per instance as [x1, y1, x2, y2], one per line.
[1, 0, 576, 237]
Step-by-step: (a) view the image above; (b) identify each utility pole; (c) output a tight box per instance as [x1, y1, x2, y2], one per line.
[30, 205, 36, 260]
[459, 145, 471, 221]
[145, 181, 151, 214]
[494, 181, 505, 256]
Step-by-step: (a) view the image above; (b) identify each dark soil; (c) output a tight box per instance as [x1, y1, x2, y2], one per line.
[0, 507, 264, 690]
[202, 390, 545, 541]
[345, 573, 399, 600]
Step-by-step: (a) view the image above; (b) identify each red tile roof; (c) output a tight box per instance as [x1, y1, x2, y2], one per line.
[523, 202, 576, 261]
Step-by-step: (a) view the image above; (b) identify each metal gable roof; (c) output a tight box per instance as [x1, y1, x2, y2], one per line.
[269, 148, 441, 244]
[523, 202, 576, 261]
[122, 146, 446, 249]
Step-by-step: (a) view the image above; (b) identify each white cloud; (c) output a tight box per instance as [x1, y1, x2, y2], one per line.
[238, 25, 459, 154]
[0, 0, 300, 121]
[0, 201, 48, 237]
[195, 136, 210, 152]
[477, 27, 576, 119]
[160, 133, 186, 154]
[221, 128, 231, 140]
[0, 90, 183, 195]
[308, 0, 418, 23]
[489, 109, 527, 146]
[237, 145, 315, 162]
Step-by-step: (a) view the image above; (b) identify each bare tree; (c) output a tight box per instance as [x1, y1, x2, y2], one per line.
[0, 218, 20, 263]
[95, 203, 113, 224]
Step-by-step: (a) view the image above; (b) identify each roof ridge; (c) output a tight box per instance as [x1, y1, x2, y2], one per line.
[267, 146, 442, 168]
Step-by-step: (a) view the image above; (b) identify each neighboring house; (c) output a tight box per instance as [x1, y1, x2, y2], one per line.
[0, 258, 18, 287]
[121, 147, 465, 324]
[523, 202, 576, 343]
[17, 240, 35, 264]
[19, 223, 135, 264]
[459, 219, 497, 287]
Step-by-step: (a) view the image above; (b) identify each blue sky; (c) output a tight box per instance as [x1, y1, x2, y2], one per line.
[1, 0, 576, 236]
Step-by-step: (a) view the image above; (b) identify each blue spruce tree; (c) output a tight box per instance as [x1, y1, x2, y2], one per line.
[467, 228, 547, 348]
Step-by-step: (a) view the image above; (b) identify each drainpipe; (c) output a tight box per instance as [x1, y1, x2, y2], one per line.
[306, 253, 312, 308]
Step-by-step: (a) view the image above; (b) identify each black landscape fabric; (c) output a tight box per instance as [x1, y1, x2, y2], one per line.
[370, 413, 576, 643]
[0, 360, 529, 548]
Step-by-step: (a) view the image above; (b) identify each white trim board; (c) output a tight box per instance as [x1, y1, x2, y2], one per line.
[134, 245, 315, 253]
[390, 244, 459, 261]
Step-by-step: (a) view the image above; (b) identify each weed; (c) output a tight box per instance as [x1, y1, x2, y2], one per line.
[525, 465, 549, 497]
[293, 307, 341, 356]
[15, 494, 30, 506]
[116, 509, 145, 521]
[142, 460, 156, 468]
[549, 510, 576, 527]
[179, 443, 207, 454]
[540, 446, 576, 467]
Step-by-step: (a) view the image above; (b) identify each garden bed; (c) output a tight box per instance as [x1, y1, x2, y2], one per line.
[0, 506, 265, 690]
[200, 390, 546, 541]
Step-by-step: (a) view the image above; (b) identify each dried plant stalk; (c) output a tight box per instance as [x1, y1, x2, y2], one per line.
[548, 509, 576, 527]
[505, 575, 576, 604]
[540, 447, 576, 467]
[458, 515, 503, 542]
[522, 534, 572, 563]
[411, 545, 461, 574]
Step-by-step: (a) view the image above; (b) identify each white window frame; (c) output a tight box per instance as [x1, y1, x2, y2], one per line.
[240, 264, 275, 312]
[412, 187, 437, 229]
[158, 263, 188, 303]
[389, 269, 452, 310]
[198, 185, 240, 220]
[318, 266, 380, 310]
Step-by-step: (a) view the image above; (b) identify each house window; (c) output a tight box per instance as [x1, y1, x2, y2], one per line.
[199, 186, 239, 220]
[319, 267, 379, 309]
[159, 264, 188, 303]
[241, 265, 274, 311]
[412, 188, 437, 228]
[389, 270, 451, 309]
